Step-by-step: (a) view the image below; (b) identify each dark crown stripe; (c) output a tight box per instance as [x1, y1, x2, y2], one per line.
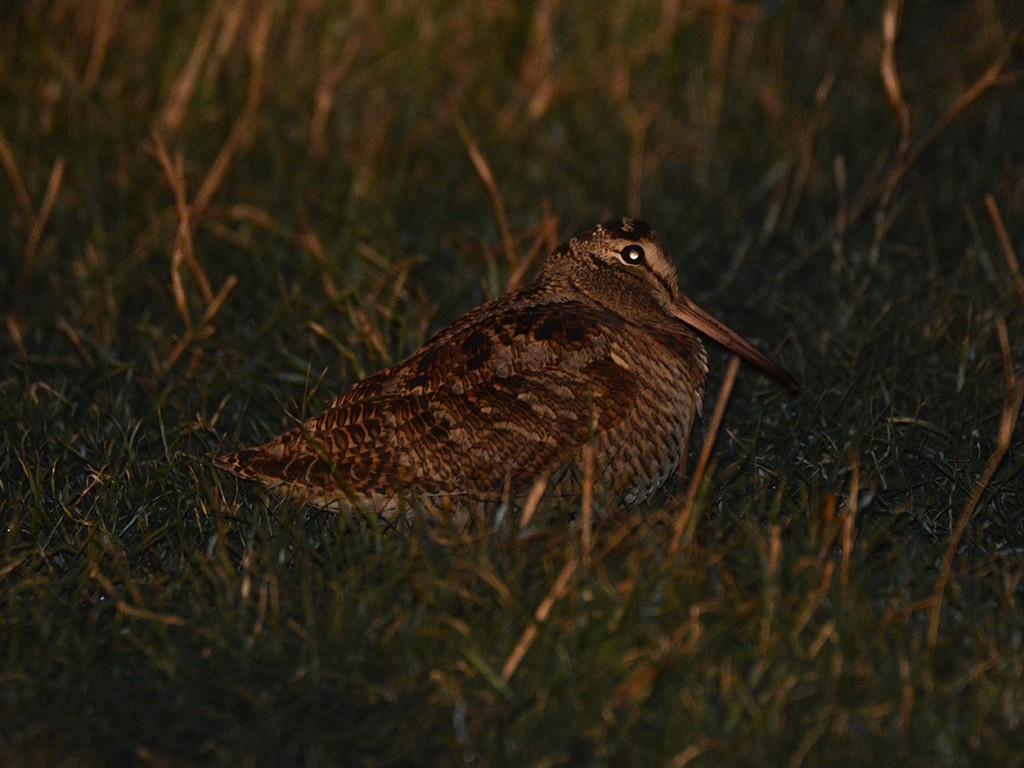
[600, 218, 653, 241]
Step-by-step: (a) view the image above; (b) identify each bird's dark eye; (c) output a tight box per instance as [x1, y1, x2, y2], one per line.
[620, 244, 646, 265]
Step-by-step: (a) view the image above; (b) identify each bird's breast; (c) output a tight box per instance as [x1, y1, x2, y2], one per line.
[594, 325, 708, 505]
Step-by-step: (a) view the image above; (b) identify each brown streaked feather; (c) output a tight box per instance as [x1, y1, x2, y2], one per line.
[216, 217, 796, 519]
[216, 297, 640, 509]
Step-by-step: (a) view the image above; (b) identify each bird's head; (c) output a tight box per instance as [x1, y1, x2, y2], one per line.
[543, 218, 798, 393]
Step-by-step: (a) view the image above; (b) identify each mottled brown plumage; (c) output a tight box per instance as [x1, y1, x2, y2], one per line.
[216, 218, 796, 518]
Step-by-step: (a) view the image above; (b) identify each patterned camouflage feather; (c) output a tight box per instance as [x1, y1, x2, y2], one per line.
[216, 218, 796, 519]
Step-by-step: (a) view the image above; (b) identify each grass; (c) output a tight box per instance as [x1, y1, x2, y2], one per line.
[2, 1, 1024, 765]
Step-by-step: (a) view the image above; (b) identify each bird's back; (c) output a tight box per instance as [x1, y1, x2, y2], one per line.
[215, 280, 706, 516]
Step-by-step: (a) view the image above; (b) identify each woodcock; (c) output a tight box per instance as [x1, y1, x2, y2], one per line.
[216, 218, 797, 518]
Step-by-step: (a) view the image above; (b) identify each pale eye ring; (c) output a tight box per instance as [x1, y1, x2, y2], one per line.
[620, 244, 646, 265]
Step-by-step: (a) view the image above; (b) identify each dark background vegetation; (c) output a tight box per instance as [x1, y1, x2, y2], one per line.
[2, 1, 1024, 765]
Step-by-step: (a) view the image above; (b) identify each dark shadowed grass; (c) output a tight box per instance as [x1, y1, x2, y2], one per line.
[2, 1, 1024, 765]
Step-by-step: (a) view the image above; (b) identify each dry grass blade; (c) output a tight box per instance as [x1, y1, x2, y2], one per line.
[842, 453, 859, 590]
[668, 354, 742, 557]
[0, 554, 27, 581]
[706, 0, 735, 133]
[117, 603, 188, 627]
[20, 157, 65, 288]
[160, 1, 226, 132]
[881, 0, 911, 152]
[625, 108, 653, 218]
[192, 2, 272, 221]
[771, 32, 1017, 285]
[82, 0, 117, 91]
[927, 322, 1024, 646]
[519, 472, 550, 529]
[4, 315, 27, 360]
[928, 31, 1018, 141]
[995, 319, 1014, 396]
[149, 5, 269, 350]
[669, 743, 708, 768]
[452, 111, 519, 270]
[984, 193, 1024, 301]
[517, 0, 559, 120]
[506, 206, 559, 292]
[501, 556, 578, 682]
[311, 35, 363, 156]
[163, 276, 241, 372]
[151, 132, 202, 327]
[779, 71, 835, 233]
[0, 128, 33, 218]
[200, 275, 240, 326]
[297, 221, 342, 302]
[153, 127, 240, 370]
[581, 443, 594, 562]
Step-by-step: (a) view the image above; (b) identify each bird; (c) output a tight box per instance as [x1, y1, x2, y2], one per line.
[215, 218, 797, 520]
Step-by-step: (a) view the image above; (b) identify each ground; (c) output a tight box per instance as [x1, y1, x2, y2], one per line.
[1, 2, 1024, 766]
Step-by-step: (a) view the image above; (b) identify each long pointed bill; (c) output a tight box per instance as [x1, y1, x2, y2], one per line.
[672, 295, 799, 393]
